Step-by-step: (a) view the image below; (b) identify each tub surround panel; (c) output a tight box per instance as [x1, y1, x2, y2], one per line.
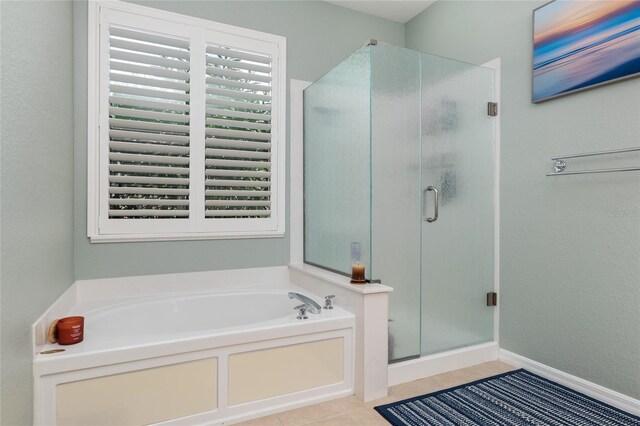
[57, 358, 218, 425]
[37, 329, 354, 425]
[229, 338, 344, 406]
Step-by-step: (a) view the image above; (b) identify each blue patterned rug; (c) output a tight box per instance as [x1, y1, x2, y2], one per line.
[375, 369, 640, 425]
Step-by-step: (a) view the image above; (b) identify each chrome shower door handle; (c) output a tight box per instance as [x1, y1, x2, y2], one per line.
[425, 186, 439, 223]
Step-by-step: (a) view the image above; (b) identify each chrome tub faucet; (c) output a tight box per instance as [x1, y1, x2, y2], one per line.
[288, 292, 322, 315]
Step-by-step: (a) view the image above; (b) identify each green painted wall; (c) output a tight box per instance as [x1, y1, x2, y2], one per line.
[73, 0, 405, 279]
[406, 1, 640, 398]
[2, 2, 638, 424]
[0, 2, 402, 423]
[0, 1, 75, 424]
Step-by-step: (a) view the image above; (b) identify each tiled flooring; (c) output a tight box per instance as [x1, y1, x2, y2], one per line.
[238, 360, 517, 426]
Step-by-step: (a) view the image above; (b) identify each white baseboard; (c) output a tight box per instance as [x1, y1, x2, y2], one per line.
[499, 349, 640, 416]
[388, 342, 499, 387]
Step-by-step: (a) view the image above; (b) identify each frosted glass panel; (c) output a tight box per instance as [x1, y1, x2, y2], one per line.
[371, 44, 422, 362]
[304, 47, 371, 277]
[420, 54, 495, 355]
[302, 43, 495, 362]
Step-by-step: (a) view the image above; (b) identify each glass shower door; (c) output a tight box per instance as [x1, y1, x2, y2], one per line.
[420, 54, 496, 355]
[370, 43, 422, 363]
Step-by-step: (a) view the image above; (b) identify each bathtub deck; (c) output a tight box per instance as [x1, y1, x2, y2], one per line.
[34, 287, 354, 376]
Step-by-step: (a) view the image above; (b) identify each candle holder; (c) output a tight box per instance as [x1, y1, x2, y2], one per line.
[56, 316, 84, 345]
[350, 263, 366, 284]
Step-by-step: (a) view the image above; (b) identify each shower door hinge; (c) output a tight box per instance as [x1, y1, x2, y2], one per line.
[486, 292, 498, 306]
[487, 102, 498, 116]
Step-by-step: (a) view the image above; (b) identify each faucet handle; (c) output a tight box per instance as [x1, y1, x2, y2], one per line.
[294, 304, 309, 319]
[323, 295, 335, 310]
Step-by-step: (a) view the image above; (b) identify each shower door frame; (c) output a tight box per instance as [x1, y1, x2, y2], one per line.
[488, 57, 501, 346]
[289, 55, 501, 386]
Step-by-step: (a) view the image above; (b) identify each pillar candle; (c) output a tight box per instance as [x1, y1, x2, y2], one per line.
[351, 264, 366, 284]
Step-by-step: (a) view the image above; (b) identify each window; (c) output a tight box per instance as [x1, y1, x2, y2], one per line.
[88, 1, 286, 242]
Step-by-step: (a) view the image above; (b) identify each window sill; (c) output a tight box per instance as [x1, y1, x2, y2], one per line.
[89, 231, 285, 243]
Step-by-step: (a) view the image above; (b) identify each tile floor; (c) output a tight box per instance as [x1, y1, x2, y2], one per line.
[237, 360, 517, 425]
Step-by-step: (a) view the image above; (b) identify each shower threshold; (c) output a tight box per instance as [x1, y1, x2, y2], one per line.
[388, 342, 498, 386]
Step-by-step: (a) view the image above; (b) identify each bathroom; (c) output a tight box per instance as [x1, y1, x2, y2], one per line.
[1, 0, 639, 425]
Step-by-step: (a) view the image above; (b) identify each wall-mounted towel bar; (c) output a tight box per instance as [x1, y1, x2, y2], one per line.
[546, 147, 640, 177]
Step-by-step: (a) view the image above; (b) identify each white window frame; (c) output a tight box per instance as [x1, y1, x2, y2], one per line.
[87, 1, 286, 243]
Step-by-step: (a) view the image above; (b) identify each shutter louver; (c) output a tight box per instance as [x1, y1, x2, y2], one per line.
[108, 26, 191, 219]
[204, 43, 273, 219]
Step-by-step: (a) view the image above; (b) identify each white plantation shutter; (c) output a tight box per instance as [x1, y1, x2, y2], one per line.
[89, 2, 285, 241]
[108, 26, 191, 220]
[204, 43, 273, 219]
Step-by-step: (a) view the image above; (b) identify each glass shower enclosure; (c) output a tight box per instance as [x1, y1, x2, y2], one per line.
[304, 43, 496, 362]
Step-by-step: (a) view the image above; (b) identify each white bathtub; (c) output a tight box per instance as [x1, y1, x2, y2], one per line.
[34, 285, 355, 425]
[84, 289, 334, 343]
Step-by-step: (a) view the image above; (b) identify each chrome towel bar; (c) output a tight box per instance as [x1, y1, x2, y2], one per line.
[546, 146, 640, 177]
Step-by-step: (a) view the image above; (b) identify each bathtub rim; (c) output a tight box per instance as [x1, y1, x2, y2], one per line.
[80, 287, 301, 318]
[32, 266, 295, 352]
[34, 286, 354, 376]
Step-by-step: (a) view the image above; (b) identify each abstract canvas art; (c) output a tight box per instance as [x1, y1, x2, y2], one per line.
[532, 0, 640, 102]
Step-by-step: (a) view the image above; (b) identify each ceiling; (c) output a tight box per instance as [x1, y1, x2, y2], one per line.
[324, 1, 436, 23]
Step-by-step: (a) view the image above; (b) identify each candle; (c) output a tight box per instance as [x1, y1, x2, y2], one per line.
[56, 316, 84, 345]
[351, 263, 366, 284]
